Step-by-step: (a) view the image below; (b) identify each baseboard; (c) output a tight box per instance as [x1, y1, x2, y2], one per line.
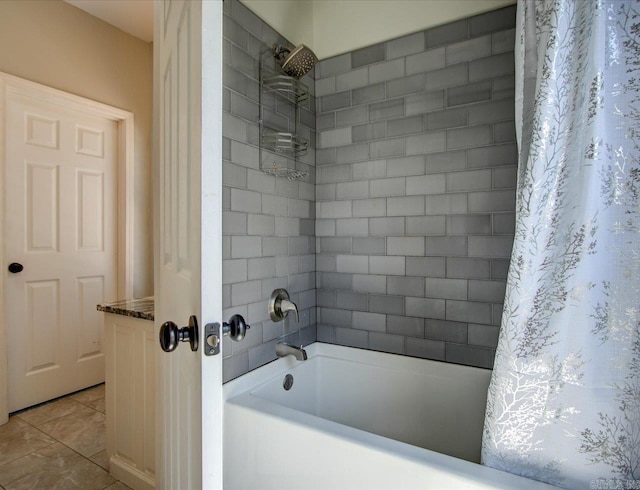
[110, 455, 155, 490]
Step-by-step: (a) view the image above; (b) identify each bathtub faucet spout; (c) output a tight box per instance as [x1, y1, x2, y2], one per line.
[276, 342, 307, 361]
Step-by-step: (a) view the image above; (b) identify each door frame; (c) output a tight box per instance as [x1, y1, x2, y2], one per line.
[0, 72, 135, 424]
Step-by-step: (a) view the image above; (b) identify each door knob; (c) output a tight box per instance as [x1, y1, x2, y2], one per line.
[8, 263, 23, 274]
[223, 314, 250, 342]
[204, 315, 251, 357]
[159, 315, 199, 352]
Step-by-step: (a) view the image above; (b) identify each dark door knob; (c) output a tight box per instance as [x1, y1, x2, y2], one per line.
[8, 263, 23, 274]
[222, 314, 250, 342]
[159, 315, 199, 352]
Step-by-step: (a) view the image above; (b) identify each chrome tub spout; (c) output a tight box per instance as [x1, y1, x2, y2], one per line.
[276, 342, 307, 361]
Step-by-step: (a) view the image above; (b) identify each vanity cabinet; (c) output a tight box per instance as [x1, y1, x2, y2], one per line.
[101, 301, 155, 490]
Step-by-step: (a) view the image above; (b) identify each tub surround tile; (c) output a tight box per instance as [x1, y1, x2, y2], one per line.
[336, 68, 369, 92]
[369, 332, 406, 355]
[220, 2, 516, 378]
[300, 325, 317, 346]
[387, 315, 425, 338]
[491, 259, 511, 280]
[352, 83, 385, 105]
[314, 5, 516, 371]
[335, 327, 369, 349]
[447, 81, 493, 107]
[317, 324, 336, 342]
[446, 35, 491, 65]
[223, 1, 318, 382]
[317, 53, 351, 78]
[446, 342, 495, 369]
[426, 19, 469, 48]
[351, 43, 385, 69]
[468, 323, 501, 348]
[248, 340, 279, 371]
[469, 142, 517, 168]
[492, 76, 516, 100]
[406, 337, 446, 360]
[426, 319, 469, 343]
[369, 58, 406, 84]
[387, 32, 425, 60]
[470, 5, 517, 36]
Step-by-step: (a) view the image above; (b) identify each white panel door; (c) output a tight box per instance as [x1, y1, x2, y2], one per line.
[4, 86, 118, 412]
[154, 0, 223, 488]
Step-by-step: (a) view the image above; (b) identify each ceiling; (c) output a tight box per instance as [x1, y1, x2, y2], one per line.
[64, 0, 154, 43]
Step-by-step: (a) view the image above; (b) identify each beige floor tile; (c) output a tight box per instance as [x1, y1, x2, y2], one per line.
[70, 384, 105, 405]
[16, 397, 86, 427]
[104, 482, 133, 490]
[0, 442, 114, 490]
[0, 418, 30, 441]
[1, 386, 127, 489]
[38, 407, 106, 458]
[89, 449, 110, 471]
[83, 396, 106, 413]
[0, 418, 56, 466]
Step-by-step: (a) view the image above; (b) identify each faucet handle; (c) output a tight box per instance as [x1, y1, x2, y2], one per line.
[279, 299, 299, 323]
[269, 289, 299, 323]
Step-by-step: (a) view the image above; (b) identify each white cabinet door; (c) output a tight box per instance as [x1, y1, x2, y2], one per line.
[4, 81, 118, 412]
[154, 0, 223, 488]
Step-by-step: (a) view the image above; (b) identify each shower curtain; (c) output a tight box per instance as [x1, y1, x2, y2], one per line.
[481, 1, 640, 489]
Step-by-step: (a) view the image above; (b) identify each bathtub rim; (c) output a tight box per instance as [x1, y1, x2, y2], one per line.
[223, 341, 490, 400]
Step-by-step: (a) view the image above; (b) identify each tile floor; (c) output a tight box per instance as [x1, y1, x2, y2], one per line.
[0, 384, 131, 490]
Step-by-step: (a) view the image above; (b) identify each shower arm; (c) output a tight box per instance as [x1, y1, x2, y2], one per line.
[272, 44, 291, 63]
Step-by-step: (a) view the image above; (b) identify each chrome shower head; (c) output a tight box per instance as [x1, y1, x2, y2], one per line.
[272, 43, 318, 78]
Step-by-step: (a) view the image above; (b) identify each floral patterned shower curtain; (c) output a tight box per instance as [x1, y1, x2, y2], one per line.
[481, 1, 640, 489]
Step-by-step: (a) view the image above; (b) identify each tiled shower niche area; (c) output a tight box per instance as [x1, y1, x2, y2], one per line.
[222, 0, 517, 379]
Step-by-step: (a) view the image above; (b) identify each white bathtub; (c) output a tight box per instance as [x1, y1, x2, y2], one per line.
[224, 343, 556, 490]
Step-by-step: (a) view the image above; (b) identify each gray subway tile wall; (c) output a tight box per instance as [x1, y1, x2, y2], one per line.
[314, 5, 517, 369]
[222, 2, 516, 377]
[222, 0, 316, 382]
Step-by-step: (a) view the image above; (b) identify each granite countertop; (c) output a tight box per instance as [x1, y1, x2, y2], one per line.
[97, 297, 154, 321]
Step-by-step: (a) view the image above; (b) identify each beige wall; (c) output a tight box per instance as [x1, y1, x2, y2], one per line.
[241, 0, 516, 59]
[0, 0, 153, 297]
[241, 0, 315, 48]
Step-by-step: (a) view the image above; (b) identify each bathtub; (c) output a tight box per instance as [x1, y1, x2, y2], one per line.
[224, 343, 556, 489]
